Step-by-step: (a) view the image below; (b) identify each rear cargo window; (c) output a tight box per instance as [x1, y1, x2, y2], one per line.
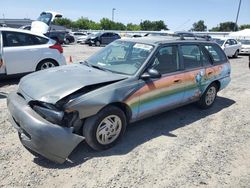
[204, 44, 227, 64]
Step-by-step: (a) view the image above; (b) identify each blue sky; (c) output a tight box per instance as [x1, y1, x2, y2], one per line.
[0, 0, 249, 30]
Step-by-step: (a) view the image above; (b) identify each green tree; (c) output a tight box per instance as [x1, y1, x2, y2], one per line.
[100, 18, 114, 30]
[140, 20, 168, 31]
[239, 24, 250, 30]
[210, 22, 238, 32]
[126, 23, 141, 31]
[53, 18, 73, 28]
[191, 20, 207, 31]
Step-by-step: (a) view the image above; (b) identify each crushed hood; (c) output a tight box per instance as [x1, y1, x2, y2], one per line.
[19, 64, 127, 104]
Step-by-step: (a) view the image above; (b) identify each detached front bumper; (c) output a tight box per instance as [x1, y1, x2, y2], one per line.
[7, 92, 84, 163]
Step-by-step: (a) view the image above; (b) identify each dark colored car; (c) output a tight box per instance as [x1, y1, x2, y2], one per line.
[7, 37, 231, 163]
[85, 32, 120, 46]
[45, 31, 65, 44]
[64, 33, 75, 44]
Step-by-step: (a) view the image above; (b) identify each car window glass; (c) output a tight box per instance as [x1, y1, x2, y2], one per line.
[3, 31, 43, 47]
[231, 39, 237, 45]
[106, 45, 127, 61]
[152, 46, 179, 74]
[180, 45, 202, 69]
[204, 44, 227, 64]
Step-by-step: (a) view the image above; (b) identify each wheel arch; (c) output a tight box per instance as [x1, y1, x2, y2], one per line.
[108, 102, 132, 123]
[36, 58, 59, 71]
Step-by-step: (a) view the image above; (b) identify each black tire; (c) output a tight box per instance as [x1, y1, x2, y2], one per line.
[83, 106, 127, 151]
[95, 40, 101, 47]
[198, 83, 218, 109]
[36, 59, 58, 71]
[64, 38, 70, 45]
[233, 50, 239, 58]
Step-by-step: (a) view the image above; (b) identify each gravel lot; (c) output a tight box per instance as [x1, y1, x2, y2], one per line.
[0, 44, 250, 188]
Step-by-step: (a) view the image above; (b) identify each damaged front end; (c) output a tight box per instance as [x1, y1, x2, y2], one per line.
[7, 92, 85, 164]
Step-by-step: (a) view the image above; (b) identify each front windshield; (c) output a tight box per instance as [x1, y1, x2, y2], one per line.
[37, 12, 53, 25]
[86, 40, 154, 75]
[214, 39, 225, 46]
[240, 40, 250, 45]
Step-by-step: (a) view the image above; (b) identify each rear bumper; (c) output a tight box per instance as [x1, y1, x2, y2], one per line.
[7, 92, 84, 163]
[219, 76, 231, 91]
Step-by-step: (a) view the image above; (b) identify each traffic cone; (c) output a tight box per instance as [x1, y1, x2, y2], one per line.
[69, 56, 73, 64]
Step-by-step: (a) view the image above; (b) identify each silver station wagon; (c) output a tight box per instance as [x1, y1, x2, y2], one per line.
[7, 36, 231, 163]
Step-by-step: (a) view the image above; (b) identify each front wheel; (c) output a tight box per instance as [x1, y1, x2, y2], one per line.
[198, 83, 218, 109]
[95, 40, 101, 47]
[83, 106, 127, 150]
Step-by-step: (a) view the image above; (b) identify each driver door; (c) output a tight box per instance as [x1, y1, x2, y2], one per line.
[137, 45, 185, 119]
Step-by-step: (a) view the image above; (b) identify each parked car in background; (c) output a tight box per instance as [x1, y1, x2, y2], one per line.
[31, 11, 63, 34]
[213, 37, 241, 58]
[239, 39, 250, 55]
[76, 33, 89, 43]
[0, 28, 66, 76]
[7, 37, 231, 163]
[45, 31, 65, 44]
[85, 32, 120, 46]
[64, 33, 75, 44]
[70, 32, 88, 41]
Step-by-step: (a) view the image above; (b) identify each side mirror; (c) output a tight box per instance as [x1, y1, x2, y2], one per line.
[141, 68, 161, 79]
[224, 43, 230, 47]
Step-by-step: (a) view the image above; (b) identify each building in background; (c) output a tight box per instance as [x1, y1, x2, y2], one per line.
[0, 19, 33, 28]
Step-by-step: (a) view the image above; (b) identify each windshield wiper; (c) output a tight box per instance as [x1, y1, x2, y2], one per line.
[81, 61, 108, 72]
[91, 65, 108, 72]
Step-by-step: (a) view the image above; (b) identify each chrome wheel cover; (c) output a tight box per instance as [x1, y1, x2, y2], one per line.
[41, 62, 55, 70]
[96, 115, 122, 145]
[205, 86, 216, 106]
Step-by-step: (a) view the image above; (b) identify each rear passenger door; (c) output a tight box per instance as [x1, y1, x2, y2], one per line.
[2, 31, 43, 75]
[138, 45, 185, 118]
[179, 44, 209, 103]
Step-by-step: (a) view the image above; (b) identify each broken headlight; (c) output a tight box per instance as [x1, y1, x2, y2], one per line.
[32, 103, 64, 125]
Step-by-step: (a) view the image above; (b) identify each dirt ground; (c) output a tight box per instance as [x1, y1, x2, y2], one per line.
[0, 44, 250, 188]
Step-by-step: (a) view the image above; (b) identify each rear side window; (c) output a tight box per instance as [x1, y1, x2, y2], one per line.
[180, 45, 204, 69]
[3, 31, 48, 47]
[204, 44, 227, 64]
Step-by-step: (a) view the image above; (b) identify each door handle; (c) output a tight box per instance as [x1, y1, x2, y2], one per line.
[208, 71, 213, 75]
[174, 79, 181, 83]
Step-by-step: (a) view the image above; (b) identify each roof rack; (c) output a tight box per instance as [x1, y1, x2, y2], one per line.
[178, 34, 211, 41]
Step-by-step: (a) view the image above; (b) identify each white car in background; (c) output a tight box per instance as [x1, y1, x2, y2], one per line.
[213, 37, 241, 58]
[70, 32, 88, 41]
[76, 33, 89, 43]
[239, 39, 250, 55]
[0, 28, 66, 76]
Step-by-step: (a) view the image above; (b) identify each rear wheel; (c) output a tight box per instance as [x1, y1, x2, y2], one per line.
[36, 59, 58, 71]
[198, 83, 218, 109]
[83, 106, 127, 150]
[233, 50, 239, 58]
[64, 38, 70, 45]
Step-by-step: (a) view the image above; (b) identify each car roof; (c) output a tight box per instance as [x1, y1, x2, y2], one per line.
[0, 27, 49, 39]
[119, 36, 215, 46]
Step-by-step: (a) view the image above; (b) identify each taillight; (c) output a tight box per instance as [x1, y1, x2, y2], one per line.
[49, 44, 63, 53]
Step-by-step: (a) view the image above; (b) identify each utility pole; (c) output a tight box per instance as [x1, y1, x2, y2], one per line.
[112, 8, 116, 22]
[235, 0, 242, 31]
